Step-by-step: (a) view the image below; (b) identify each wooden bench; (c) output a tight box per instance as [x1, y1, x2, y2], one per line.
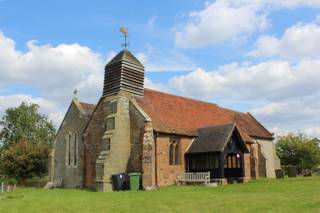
[177, 172, 210, 185]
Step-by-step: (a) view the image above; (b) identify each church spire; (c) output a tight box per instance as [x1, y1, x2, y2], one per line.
[102, 29, 144, 97]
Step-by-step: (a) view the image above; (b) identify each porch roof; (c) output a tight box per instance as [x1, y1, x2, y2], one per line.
[186, 123, 249, 154]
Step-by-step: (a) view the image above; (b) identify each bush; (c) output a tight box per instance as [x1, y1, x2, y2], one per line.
[276, 134, 320, 170]
[0, 177, 17, 185]
[7, 178, 18, 185]
[0, 139, 50, 184]
[25, 176, 48, 188]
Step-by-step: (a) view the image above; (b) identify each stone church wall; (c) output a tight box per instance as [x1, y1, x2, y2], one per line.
[95, 94, 132, 192]
[256, 139, 281, 178]
[52, 101, 87, 188]
[128, 101, 145, 173]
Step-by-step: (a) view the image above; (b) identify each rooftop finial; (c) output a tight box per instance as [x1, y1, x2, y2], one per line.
[119, 27, 129, 49]
[73, 89, 78, 99]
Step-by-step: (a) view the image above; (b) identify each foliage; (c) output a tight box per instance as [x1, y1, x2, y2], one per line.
[0, 176, 17, 185]
[25, 176, 48, 188]
[0, 177, 320, 212]
[276, 133, 320, 170]
[0, 139, 50, 183]
[0, 102, 56, 149]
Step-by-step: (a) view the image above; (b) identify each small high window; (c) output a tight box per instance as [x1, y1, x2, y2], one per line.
[105, 101, 117, 114]
[101, 138, 111, 151]
[169, 138, 180, 165]
[105, 117, 115, 130]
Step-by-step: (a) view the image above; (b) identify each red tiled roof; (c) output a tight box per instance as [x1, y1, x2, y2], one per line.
[135, 89, 273, 142]
[79, 102, 96, 116]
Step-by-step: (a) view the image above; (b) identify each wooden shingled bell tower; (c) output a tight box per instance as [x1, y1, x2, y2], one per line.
[103, 28, 145, 97]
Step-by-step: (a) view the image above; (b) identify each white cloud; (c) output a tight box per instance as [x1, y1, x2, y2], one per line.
[0, 94, 63, 126]
[174, 0, 320, 48]
[249, 22, 320, 59]
[169, 60, 320, 101]
[168, 58, 320, 137]
[0, 32, 104, 106]
[0, 32, 107, 127]
[175, 0, 268, 48]
[252, 95, 320, 127]
[303, 127, 320, 138]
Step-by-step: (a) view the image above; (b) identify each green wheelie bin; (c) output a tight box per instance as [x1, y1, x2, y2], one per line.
[129, 173, 141, 191]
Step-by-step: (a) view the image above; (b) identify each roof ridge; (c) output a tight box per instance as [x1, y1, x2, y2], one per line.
[79, 102, 96, 107]
[144, 88, 220, 107]
[197, 122, 236, 130]
[144, 88, 248, 115]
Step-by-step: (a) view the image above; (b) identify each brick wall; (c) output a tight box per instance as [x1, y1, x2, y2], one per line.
[244, 152, 251, 180]
[83, 99, 105, 189]
[155, 135, 193, 187]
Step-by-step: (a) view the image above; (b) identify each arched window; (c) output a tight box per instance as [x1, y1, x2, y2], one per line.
[169, 143, 174, 165]
[74, 133, 77, 166]
[68, 133, 72, 166]
[225, 153, 241, 169]
[174, 142, 180, 165]
[169, 138, 180, 165]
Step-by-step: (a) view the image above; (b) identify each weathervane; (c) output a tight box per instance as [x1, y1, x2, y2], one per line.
[73, 89, 78, 99]
[119, 27, 129, 48]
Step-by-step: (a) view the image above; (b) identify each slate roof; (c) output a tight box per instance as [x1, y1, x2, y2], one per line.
[186, 123, 249, 153]
[135, 89, 274, 142]
[106, 49, 144, 67]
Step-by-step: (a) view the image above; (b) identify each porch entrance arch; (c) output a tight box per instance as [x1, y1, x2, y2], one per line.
[224, 153, 243, 178]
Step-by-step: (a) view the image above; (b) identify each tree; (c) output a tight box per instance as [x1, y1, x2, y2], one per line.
[0, 139, 50, 183]
[276, 133, 320, 170]
[0, 102, 56, 149]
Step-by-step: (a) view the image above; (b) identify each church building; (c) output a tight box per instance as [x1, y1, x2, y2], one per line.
[50, 48, 281, 192]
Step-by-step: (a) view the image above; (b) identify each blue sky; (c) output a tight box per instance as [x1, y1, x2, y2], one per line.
[1, 0, 320, 137]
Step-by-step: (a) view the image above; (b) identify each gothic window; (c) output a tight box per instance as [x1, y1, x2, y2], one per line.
[169, 143, 174, 165]
[169, 138, 180, 165]
[175, 142, 180, 165]
[73, 133, 77, 166]
[67, 132, 71, 166]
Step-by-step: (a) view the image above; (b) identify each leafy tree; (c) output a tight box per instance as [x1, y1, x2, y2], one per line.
[276, 134, 320, 170]
[0, 102, 56, 149]
[0, 139, 50, 183]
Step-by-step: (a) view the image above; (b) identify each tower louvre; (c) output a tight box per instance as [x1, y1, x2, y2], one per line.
[103, 49, 144, 97]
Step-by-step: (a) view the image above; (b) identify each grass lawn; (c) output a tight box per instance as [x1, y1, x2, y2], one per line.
[0, 177, 319, 213]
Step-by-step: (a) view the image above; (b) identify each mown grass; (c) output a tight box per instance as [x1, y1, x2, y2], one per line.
[0, 176, 319, 213]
